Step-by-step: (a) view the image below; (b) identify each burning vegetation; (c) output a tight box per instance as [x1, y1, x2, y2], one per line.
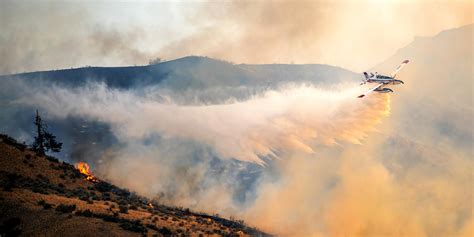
[0, 134, 269, 236]
[75, 162, 98, 183]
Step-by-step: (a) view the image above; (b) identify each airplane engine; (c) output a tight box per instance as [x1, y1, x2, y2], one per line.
[375, 88, 393, 93]
[392, 80, 404, 85]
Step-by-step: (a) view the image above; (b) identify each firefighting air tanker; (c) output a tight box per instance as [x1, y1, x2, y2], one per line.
[358, 60, 410, 98]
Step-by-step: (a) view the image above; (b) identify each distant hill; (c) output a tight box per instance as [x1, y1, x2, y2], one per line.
[371, 24, 473, 154]
[0, 24, 471, 236]
[372, 24, 472, 107]
[0, 56, 359, 90]
[0, 134, 270, 236]
[356, 26, 473, 237]
[0, 56, 360, 162]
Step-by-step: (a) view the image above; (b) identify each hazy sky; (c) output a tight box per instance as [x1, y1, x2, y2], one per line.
[0, 0, 472, 74]
[1, 2, 472, 236]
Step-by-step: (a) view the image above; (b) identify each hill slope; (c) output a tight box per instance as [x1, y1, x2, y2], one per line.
[0, 134, 270, 237]
[0, 56, 360, 163]
[0, 56, 358, 89]
[372, 24, 473, 154]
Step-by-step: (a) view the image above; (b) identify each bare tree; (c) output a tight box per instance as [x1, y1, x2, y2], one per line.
[31, 110, 62, 155]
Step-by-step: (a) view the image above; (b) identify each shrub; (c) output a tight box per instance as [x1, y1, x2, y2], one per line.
[31, 186, 47, 194]
[79, 195, 89, 201]
[119, 221, 146, 233]
[119, 205, 128, 214]
[95, 182, 113, 192]
[2, 180, 14, 192]
[75, 209, 93, 217]
[101, 214, 120, 223]
[146, 223, 158, 230]
[56, 204, 76, 213]
[37, 199, 52, 209]
[158, 227, 173, 236]
[70, 173, 80, 179]
[66, 191, 74, 197]
[46, 156, 59, 163]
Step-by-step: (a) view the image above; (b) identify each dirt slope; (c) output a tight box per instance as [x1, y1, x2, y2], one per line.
[0, 134, 269, 237]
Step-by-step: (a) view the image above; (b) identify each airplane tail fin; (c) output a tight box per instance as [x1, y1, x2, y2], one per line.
[361, 72, 370, 85]
[363, 72, 370, 79]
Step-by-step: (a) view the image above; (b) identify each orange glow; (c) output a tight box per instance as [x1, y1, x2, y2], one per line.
[75, 162, 98, 183]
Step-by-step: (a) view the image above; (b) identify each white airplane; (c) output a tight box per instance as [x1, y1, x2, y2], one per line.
[358, 60, 410, 98]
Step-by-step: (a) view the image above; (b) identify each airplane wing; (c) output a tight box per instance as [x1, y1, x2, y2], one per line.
[390, 59, 409, 78]
[357, 83, 383, 98]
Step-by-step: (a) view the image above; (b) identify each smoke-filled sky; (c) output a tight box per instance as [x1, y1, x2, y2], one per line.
[19, 83, 389, 165]
[0, 0, 472, 74]
[1, 1, 472, 236]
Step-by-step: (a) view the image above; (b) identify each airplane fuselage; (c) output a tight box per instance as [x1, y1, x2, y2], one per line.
[366, 77, 404, 85]
[358, 59, 409, 98]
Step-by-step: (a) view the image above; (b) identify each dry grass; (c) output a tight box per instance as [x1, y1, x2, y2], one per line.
[0, 135, 269, 237]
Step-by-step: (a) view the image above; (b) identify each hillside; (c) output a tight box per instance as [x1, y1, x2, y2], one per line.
[371, 24, 473, 154]
[0, 134, 270, 237]
[0, 56, 360, 163]
[0, 56, 358, 89]
[344, 25, 473, 237]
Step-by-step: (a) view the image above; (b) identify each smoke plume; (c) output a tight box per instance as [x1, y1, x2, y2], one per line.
[14, 79, 472, 236]
[20, 83, 389, 164]
[1, 0, 471, 74]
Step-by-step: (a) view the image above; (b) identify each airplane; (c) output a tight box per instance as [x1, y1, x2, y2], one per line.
[358, 60, 409, 98]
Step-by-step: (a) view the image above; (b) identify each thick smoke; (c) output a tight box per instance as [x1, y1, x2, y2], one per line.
[1, 0, 471, 74]
[14, 79, 473, 236]
[158, 0, 473, 71]
[243, 141, 472, 236]
[3, 2, 471, 233]
[19, 83, 389, 164]
[16, 81, 389, 203]
[0, 1, 158, 74]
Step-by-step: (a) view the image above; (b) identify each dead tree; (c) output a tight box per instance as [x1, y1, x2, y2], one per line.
[31, 110, 62, 155]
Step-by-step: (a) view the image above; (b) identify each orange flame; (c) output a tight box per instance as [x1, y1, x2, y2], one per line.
[75, 162, 98, 183]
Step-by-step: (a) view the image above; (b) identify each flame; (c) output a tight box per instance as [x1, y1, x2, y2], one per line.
[75, 162, 98, 183]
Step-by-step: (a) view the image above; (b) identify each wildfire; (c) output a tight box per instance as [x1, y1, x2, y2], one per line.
[75, 162, 98, 183]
